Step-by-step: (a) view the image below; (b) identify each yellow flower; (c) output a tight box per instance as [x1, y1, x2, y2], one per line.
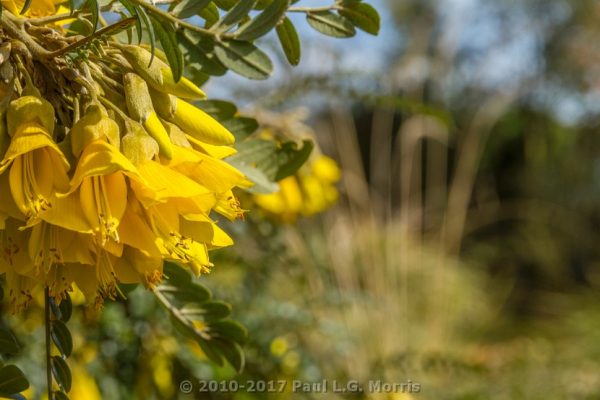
[70, 104, 120, 157]
[69, 368, 102, 400]
[124, 73, 173, 159]
[0, 39, 255, 308]
[122, 196, 212, 276]
[1, 0, 62, 17]
[0, 122, 70, 224]
[119, 45, 206, 100]
[151, 90, 235, 145]
[61, 139, 140, 244]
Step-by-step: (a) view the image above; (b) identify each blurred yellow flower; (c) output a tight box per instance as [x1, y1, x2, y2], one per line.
[254, 155, 341, 223]
[1, 0, 62, 17]
[69, 368, 102, 400]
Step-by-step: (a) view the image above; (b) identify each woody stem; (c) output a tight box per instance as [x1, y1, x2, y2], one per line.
[44, 287, 52, 399]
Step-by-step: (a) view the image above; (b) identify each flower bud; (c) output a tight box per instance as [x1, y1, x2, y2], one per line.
[121, 120, 160, 165]
[119, 45, 205, 100]
[124, 73, 173, 159]
[7, 95, 55, 136]
[160, 119, 191, 148]
[150, 89, 235, 146]
[70, 104, 120, 157]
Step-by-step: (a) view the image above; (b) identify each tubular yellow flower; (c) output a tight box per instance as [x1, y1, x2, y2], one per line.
[214, 190, 246, 221]
[3, 269, 36, 313]
[312, 155, 341, 183]
[114, 246, 164, 288]
[124, 73, 173, 159]
[165, 145, 251, 194]
[127, 197, 212, 276]
[27, 222, 95, 297]
[70, 104, 120, 157]
[186, 134, 237, 159]
[61, 140, 144, 245]
[0, 219, 54, 311]
[121, 118, 160, 165]
[0, 122, 70, 224]
[6, 93, 55, 137]
[151, 90, 235, 145]
[119, 45, 206, 100]
[1, 0, 62, 17]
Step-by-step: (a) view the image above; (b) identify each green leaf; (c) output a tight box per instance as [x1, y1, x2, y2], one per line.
[229, 163, 279, 194]
[156, 280, 246, 372]
[86, 0, 100, 33]
[163, 261, 192, 285]
[119, 0, 143, 43]
[339, 2, 380, 35]
[195, 100, 238, 120]
[51, 356, 71, 392]
[187, 66, 210, 86]
[236, 0, 289, 41]
[222, 116, 259, 138]
[59, 295, 73, 323]
[150, 16, 184, 82]
[161, 301, 225, 366]
[0, 329, 20, 355]
[173, 0, 211, 18]
[227, 139, 278, 176]
[137, 5, 156, 65]
[214, 0, 237, 10]
[178, 32, 227, 77]
[159, 285, 212, 305]
[220, 0, 257, 27]
[53, 391, 70, 400]
[226, 138, 313, 183]
[0, 365, 29, 396]
[274, 139, 314, 180]
[199, 2, 220, 28]
[181, 301, 232, 321]
[19, 0, 32, 15]
[51, 321, 73, 358]
[306, 11, 356, 38]
[276, 17, 301, 66]
[254, 0, 271, 10]
[212, 339, 245, 372]
[195, 337, 224, 366]
[215, 40, 273, 79]
[208, 320, 248, 343]
[159, 263, 212, 304]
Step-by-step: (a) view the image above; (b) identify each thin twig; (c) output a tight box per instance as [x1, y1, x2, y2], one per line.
[47, 17, 136, 58]
[0, 12, 53, 59]
[153, 288, 212, 340]
[288, 5, 340, 13]
[44, 287, 52, 400]
[27, 10, 89, 26]
[128, 0, 224, 38]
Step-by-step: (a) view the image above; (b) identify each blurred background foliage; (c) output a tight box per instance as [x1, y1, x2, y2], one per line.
[6, 0, 600, 398]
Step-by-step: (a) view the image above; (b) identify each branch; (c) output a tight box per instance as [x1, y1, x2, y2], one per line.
[47, 17, 136, 58]
[0, 12, 53, 59]
[128, 0, 232, 39]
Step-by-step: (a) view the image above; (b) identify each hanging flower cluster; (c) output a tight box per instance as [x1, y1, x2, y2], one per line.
[0, 34, 250, 311]
[254, 153, 340, 223]
[248, 117, 341, 223]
